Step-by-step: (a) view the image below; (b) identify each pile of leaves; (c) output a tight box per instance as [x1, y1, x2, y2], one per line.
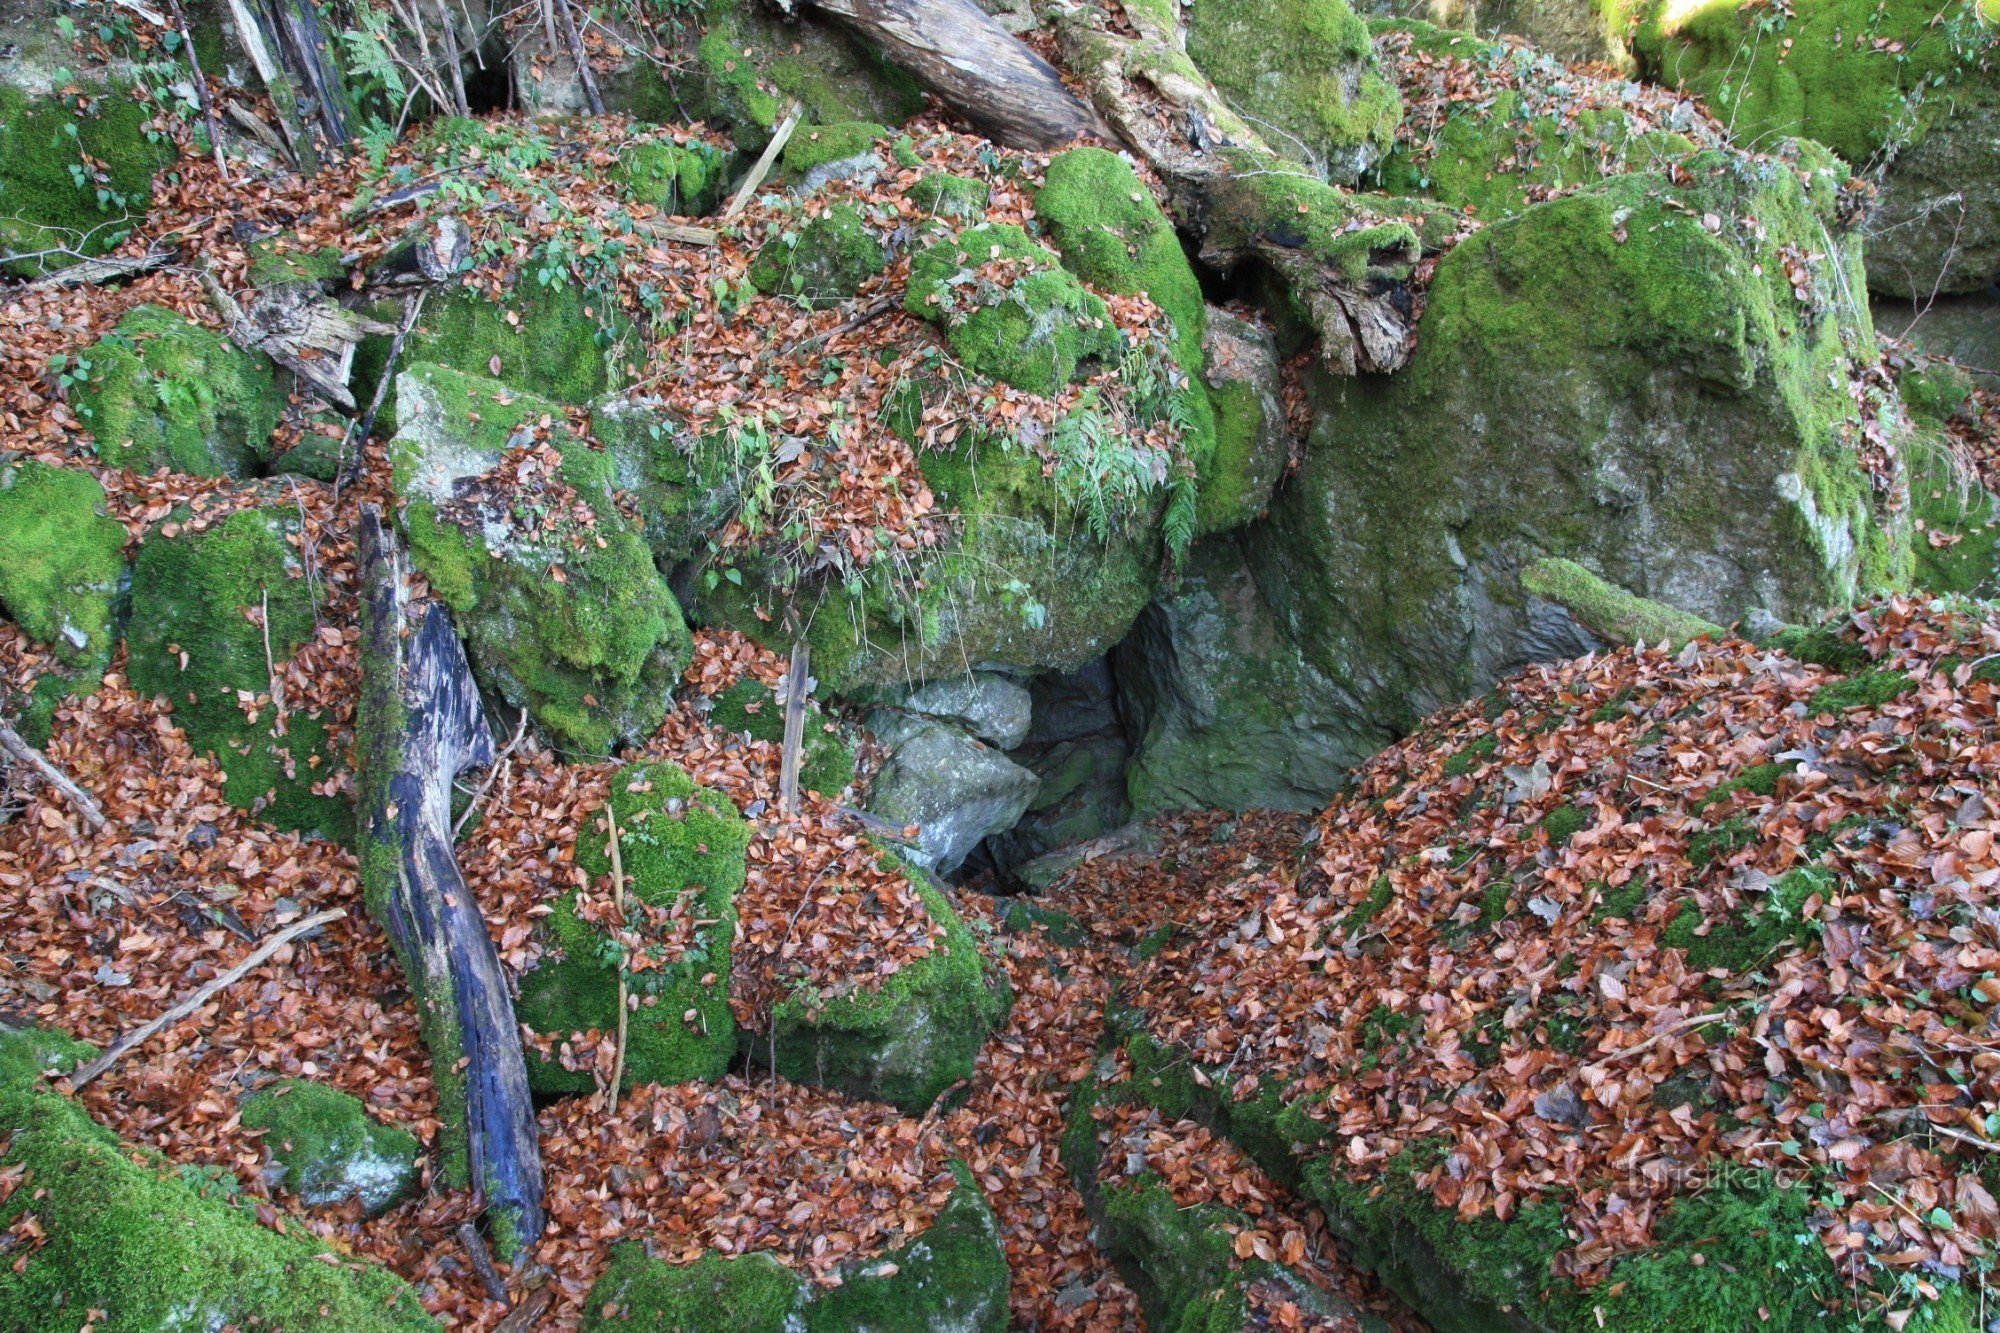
[1109, 596, 2000, 1322]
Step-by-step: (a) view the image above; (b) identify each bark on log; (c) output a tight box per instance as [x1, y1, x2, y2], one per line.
[790, 0, 1107, 149]
[357, 506, 544, 1252]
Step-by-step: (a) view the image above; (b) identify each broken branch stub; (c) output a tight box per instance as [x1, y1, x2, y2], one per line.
[357, 505, 545, 1252]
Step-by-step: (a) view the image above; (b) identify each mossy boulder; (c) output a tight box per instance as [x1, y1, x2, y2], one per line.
[707, 676, 857, 797]
[1632, 0, 2000, 297]
[749, 200, 888, 307]
[763, 864, 1010, 1113]
[582, 1162, 1008, 1331]
[782, 119, 892, 186]
[1117, 538, 1377, 813]
[1034, 147, 1223, 524]
[517, 761, 751, 1093]
[1246, 151, 1908, 755]
[590, 393, 745, 567]
[391, 363, 694, 756]
[1519, 557, 1726, 648]
[1183, 0, 1403, 182]
[614, 137, 733, 215]
[127, 499, 350, 838]
[1358, 0, 1630, 64]
[0, 1027, 436, 1331]
[1193, 308, 1292, 534]
[72, 305, 284, 477]
[695, 0, 924, 151]
[1373, 20, 1714, 220]
[698, 410, 1168, 692]
[404, 277, 621, 409]
[240, 1079, 420, 1217]
[0, 81, 176, 278]
[864, 710, 1041, 873]
[904, 222, 1123, 396]
[910, 171, 991, 219]
[0, 459, 126, 667]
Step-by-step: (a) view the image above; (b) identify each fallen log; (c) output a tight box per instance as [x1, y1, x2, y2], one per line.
[786, 0, 1105, 149]
[356, 505, 544, 1253]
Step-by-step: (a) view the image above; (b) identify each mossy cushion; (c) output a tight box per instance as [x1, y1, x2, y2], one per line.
[72, 305, 284, 478]
[517, 761, 752, 1093]
[0, 83, 177, 279]
[126, 501, 351, 839]
[0, 459, 127, 667]
[706, 676, 857, 797]
[241, 1079, 421, 1218]
[581, 1161, 1007, 1331]
[748, 201, 888, 308]
[0, 1028, 436, 1331]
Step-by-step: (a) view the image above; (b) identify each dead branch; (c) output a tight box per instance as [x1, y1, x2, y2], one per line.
[722, 102, 803, 222]
[0, 718, 108, 831]
[66, 908, 348, 1089]
[778, 640, 810, 815]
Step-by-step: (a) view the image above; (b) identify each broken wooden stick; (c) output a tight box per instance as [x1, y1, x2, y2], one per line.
[0, 717, 108, 831]
[25, 245, 175, 291]
[722, 101, 802, 223]
[601, 801, 629, 1115]
[778, 639, 810, 815]
[356, 506, 545, 1252]
[456, 1221, 511, 1304]
[66, 908, 347, 1089]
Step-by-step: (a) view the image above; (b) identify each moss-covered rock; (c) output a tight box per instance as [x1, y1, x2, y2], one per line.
[72, 305, 284, 477]
[1905, 424, 2000, 597]
[909, 171, 991, 219]
[518, 761, 751, 1093]
[782, 119, 891, 185]
[1183, 0, 1403, 183]
[126, 499, 350, 838]
[404, 277, 620, 409]
[1246, 150, 1908, 756]
[582, 1162, 1008, 1331]
[1519, 557, 1726, 648]
[1359, 0, 1630, 65]
[864, 710, 1041, 873]
[0, 81, 177, 278]
[763, 864, 1010, 1113]
[904, 222, 1124, 396]
[0, 459, 126, 668]
[707, 676, 857, 797]
[1193, 309, 1292, 535]
[0, 1027, 436, 1331]
[240, 1079, 420, 1217]
[1034, 147, 1224, 523]
[749, 200, 888, 307]
[695, 0, 923, 151]
[391, 363, 693, 755]
[1632, 0, 2000, 297]
[590, 392, 745, 567]
[614, 137, 733, 216]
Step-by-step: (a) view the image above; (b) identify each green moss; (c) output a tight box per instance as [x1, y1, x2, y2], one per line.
[394, 365, 693, 755]
[239, 1079, 419, 1217]
[1687, 817, 1757, 868]
[589, 394, 744, 566]
[695, 0, 923, 148]
[0, 460, 126, 668]
[247, 237, 347, 287]
[910, 172, 990, 219]
[1184, 0, 1402, 182]
[518, 761, 750, 1093]
[1521, 557, 1723, 648]
[0, 1028, 436, 1331]
[767, 865, 1010, 1112]
[904, 223, 1123, 396]
[1908, 432, 2000, 596]
[1665, 865, 1830, 972]
[748, 201, 887, 307]
[1540, 802, 1588, 846]
[1697, 761, 1789, 809]
[0, 82, 176, 278]
[72, 305, 284, 477]
[1808, 668, 1916, 714]
[405, 277, 618, 408]
[1765, 622, 1872, 672]
[615, 139, 731, 215]
[1442, 733, 1498, 777]
[584, 1245, 803, 1331]
[583, 1163, 1006, 1331]
[126, 503, 349, 838]
[1342, 875, 1395, 932]
[707, 677, 857, 797]
[782, 120, 888, 179]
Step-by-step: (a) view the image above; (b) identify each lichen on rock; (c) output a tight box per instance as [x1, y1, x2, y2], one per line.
[72, 305, 284, 478]
[517, 761, 751, 1092]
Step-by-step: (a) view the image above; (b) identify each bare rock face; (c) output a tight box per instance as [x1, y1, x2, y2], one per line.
[865, 711, 1041, 873]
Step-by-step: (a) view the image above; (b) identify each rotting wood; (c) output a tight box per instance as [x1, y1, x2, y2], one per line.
[722, 101, 803, 222]
[357, 505, 545, 1253]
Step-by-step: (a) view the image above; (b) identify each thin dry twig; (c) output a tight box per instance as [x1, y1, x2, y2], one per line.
[65, 908, 348, 1089]
[0, 717, 108, 831]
